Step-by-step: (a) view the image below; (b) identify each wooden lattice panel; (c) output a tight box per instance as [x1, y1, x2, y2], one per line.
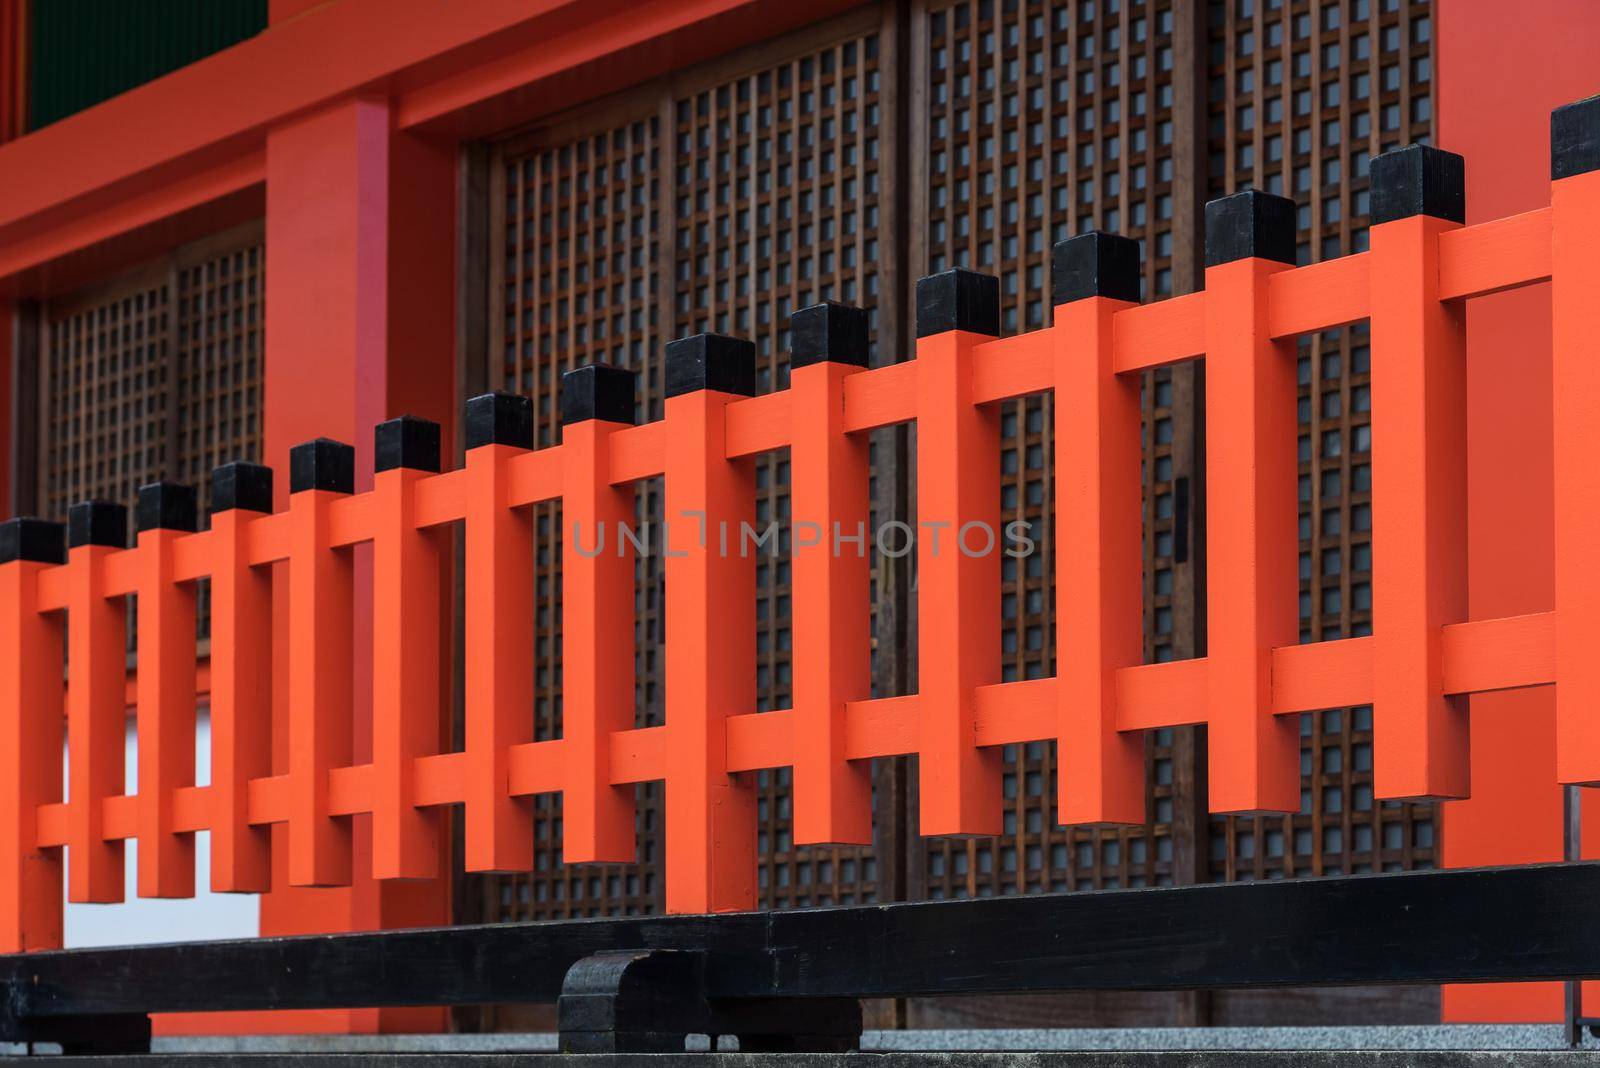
[486, 18, 890, 921]
[42, 272, 173, 525]
[917, 0, 1184, 898]
[1206, 0, 1436, 879]
[174, 231, 265, 515]
[669, 30, 886, 910]
[42, 226, 265, 526]
[40, 227, 265, 649]
[489, 112, 666, 919]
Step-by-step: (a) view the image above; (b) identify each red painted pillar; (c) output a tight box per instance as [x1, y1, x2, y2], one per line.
[1438, 0, 1600, 1023]
[164, 94, 455, 1036]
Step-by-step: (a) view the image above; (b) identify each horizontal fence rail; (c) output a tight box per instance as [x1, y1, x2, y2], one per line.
[1, 97, 1599, 948]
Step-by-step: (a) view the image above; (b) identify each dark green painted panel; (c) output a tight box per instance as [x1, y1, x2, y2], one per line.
[29, 0, 267, 130]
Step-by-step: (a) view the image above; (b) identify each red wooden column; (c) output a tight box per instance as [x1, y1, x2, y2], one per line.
[559, 366, 637, 865]
[371, 417, 444, 880]
[1052, 233, 1145, 827]
[246, 91, 455, 1036]
[914, 270, 1003, 838]
[1368, 145, 1470, 802]
[787, 303, 873, 847]
[1437, 1, 1600, 1024]
[207, 463, 274, 893]
[0, 518, 65, 951]
[1201, 191, 1301, 816]
[1552, 96, 1600, 785]
[133, 482, 200, 898]
[462, 392, 535, 873]
[287, 439, 356, 889]
[663, 334, 758, 913]
[64, 501, 127, 904]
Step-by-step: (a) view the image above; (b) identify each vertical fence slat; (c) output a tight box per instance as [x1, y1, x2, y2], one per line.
[1552, 96, 1600, 783]
[287, 440, 355, 887]
[66, 501, 128, 902]
[664, 334, 758, 912]
[208, 463, 274, 892]
[0, 519, 65, 950]
[134, 482, 199, 898]
[1369, 146, 1470, 800]
[1053, 235, 1146, 826]
[464, 392, 535, 872]
[560, 366, 638, 864]
[789, 304, 873, 847]
[914, 271, 1003, 837]
[372, 417, 444, 880]
[1201, 192, 1302, 815]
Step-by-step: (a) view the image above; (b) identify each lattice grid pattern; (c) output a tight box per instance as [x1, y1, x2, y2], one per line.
[1205, 0, 1436, 880]
[918, 0, 1183, 897]
[486, 22, 887, 918]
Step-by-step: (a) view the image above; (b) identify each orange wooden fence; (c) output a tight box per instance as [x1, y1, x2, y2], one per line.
[2, 102, 1599, 952]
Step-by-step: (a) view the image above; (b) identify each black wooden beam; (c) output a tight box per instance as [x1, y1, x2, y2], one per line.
[6, 862, 1600, 1023]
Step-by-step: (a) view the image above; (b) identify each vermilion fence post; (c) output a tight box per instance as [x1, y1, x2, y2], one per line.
[1368, 145, 1470, 800]
[1052, 233, 1146, 827]
[559, 366, 638, 865]
[287, 439, 355, 887]
[914, 270, 1003, 837]
[463, 392, 536, 872]
[788, 303, 874, 847]
[1551, 95, 1600, 783]
[372, 416, 444, 880]
[1201, 191, 1301, 815]
[65, 500, 128, 903]
[134, 482, 199, 898]
[663, 334, 758, 912]
[0, 518, 65, 950]
[208, 462, 274, 892]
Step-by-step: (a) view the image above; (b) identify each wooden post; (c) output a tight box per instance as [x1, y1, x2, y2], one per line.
[372, 416, 444, 879]
[1368, 144, 1470, 800]
[1052, 233, 1146, 826]
[663, 334, 758, 912]
[287, 439, 355, 887]
[788, 302, 874, 847]
[560, 366, 638, 865]
[134, 481, 199, 898]
[1552, 95, 1600, 785]
[0, 518, 65, 950]
[914, 270, 1003, 837]
[463, 391, 535, 872]
[65, 500, 127, 903]
[208, 463, 274, 893]
[1201, 191, 1301, 815]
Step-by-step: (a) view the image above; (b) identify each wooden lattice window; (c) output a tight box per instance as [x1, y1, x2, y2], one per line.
[484, 11, 892, 922]
[1206, 0, 1437, 880]
[39, 222, 265, 644]
[916, 0, 1187, 900]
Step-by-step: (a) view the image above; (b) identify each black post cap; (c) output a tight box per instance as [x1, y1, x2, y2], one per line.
[665, 334, 757, 398]
[1204, 189, 1298, 267]
[915, 269, 1000, 338]
[67, 500, 127, 550]
[136, 481, 198, 534]
[1052, 231, 1142, 305]
[375, 415, 442, 473]
[289, 438, 355, 494]
[1371, 144, 1465, 225]
[789, 302, 870, 369]
[465, 391, 534, 450]
[0, 518, 66, 565]
[212, 462, 274, 515]
[562, 364, 638, 426]
[1553, 94, 1600, 180]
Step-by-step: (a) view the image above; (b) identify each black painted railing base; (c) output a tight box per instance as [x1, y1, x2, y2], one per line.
[6, 862, 1600, 1055]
